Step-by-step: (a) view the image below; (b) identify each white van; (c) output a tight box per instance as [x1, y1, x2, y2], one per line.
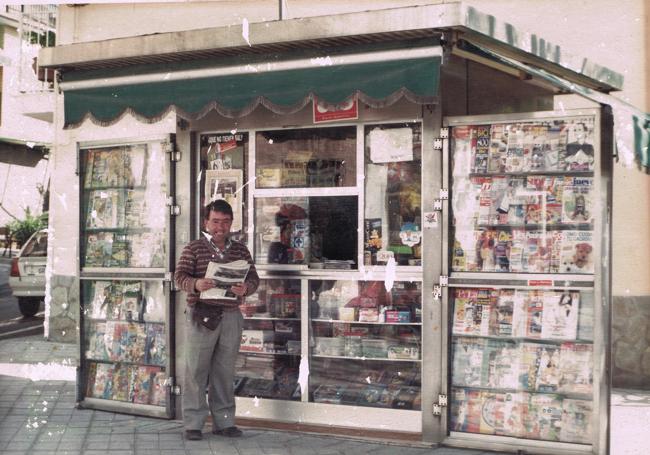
[9, 229, 47, 317]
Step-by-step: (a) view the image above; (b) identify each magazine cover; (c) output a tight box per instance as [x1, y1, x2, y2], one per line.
[559, 230, 594, 273]
[562, 176, 594, 224]
[111, 364, 131, 402]
[84, 232, 114, 267]
[86, 150, 110, 188]
[85, 322, 109, 360]
[505, 125, 526, 172]
[86, 189, 121, 229]
[563, 119, 595, 172]
[525, 231, 551, 273]
[103, 320, 118, 361]
[125, 323, 147, 364]
[488, 124, 508, 173]
[506, 177, 527, 225]
[129, 231, 165, 268]
[511, 289, 528, 337]
[109, 321, 131, 362]
[523, 393, 563, 441]
[451, 337, 487, 387]
[541, 291, 580, 340]
[476, 177, 493, 226]
[559, 342, 593, 395]
[469, 391, 499, 435]
[544, 122, 568, 170]
[493, 230, 512, 272]
[88, 281, 111, 319]
[484, 339, 519, 389]
[450, 388, 482, 433]
[145, 324, 166, 366]
[473, 125, 490, 173]
[534, 345, 562, 392]
[519, 342, 544, 391]
[489, 176, 509, 225]
[524, 291, 545, 338]
[560, 398, 593, 444]
[125, 144, 147, 187]
[110, 234, 130, 268]
[150, 368, 167, 406]
[529, 124, 548, 171]
[92, 362, 115, 400]
[130, 366, 154, 404]
[452, 289, 492, 336]
[508, 229, 526, 273]
[142, 281, 166, 323]
[491, 289, 515, 336]
[363, 218, 382, 264]
[500, 392, 524, 438]
[124, 190, 147, 228]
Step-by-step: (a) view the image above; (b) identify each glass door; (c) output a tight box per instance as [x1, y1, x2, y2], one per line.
[443, 109, 608, 453]
[78, 137, 176, 418]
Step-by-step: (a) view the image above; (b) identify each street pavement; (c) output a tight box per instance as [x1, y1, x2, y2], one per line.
[0, 335, 647, 454]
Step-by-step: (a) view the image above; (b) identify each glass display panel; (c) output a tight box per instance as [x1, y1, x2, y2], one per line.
[235, 279, 301, 401]
[199, 132, 248, 239]
[449, 117, 596, 274]
[309, 280, 422, 409]
[81, 143, 167, 269]
[255, 126, 356, 189]
[364, 123, 422, 266]
[254, 196, 358, 268]
[449, 287, 594, 444]
[82, 279, 167, 407]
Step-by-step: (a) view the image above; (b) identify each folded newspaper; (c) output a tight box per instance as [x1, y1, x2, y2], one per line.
[199, 259, 251, 301]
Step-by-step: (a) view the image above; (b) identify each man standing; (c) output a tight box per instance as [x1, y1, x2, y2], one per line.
[175, 200, 259, 441]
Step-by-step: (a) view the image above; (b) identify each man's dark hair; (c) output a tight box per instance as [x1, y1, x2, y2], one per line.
[204, 199, 234, 220]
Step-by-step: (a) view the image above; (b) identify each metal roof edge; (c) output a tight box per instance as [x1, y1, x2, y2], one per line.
[38, 2, 623, 92]
[458, 4, 623, 91]
[38, 3, 462, 70]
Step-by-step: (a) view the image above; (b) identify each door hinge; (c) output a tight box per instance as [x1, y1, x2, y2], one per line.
[168, 377, 181, 396]
[439, 275, 448, 287]
[166, 196, 181, 216]
[433, 393, 448, 416]
[164, 272, 179, 291]
[433, 285, 442, 299]
[439, 188, 449, 200]
[440, 127, 449, 139]
[433, 138, 443, 150]
[163, 135, 181, 161]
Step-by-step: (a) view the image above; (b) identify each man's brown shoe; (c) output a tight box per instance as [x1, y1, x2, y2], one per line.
[212, 426, 243, 437]
[185, 430, 203, 440]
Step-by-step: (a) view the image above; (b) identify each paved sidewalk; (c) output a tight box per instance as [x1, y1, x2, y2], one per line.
[0, 335, 648, 454]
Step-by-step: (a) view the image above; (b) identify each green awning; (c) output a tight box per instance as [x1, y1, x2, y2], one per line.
[63, 57, 441, 128]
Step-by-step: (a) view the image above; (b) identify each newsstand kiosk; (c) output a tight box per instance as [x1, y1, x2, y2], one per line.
[41, 3, 615, 454]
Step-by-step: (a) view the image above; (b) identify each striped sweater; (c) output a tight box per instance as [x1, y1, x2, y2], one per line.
[174, 236, 259, 310]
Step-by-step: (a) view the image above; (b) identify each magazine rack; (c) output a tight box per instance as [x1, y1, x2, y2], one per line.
[443, 109, 609, 450]
[77, 136, 177, 418]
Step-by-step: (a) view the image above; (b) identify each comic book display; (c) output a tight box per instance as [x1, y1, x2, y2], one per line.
[80, 140, 171, 415]
[82, 144, 166, 269]
[449, 114, 597, 447]
[83, 280, 168, 407]
[451, 117, 596, 274]
[308, 280, 422, 409]
[450, 288, 594, 443]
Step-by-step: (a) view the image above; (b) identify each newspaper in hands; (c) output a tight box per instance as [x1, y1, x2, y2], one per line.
[200, 260, 251, 301]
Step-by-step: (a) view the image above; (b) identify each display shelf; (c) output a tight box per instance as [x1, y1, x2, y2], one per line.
[470, 223, 593, 231]
[239, 351, 300, 356]
[451, 333, 594, 345]
[311, 318, 421, 326]
[243, 316, 300, 321]
[468, 171, 594, 178]
[312, 354, 421, 362]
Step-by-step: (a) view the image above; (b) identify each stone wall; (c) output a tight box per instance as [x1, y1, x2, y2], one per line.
[612, 296, 650, 389]
[47, 274, 79, 343]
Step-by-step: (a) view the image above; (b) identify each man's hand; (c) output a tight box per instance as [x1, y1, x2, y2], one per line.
[194, 278, 215, 292]
[230, 282, 248, 297]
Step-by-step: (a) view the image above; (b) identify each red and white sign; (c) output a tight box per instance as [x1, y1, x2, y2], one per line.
[528, 279, 553, 287]
[313, 96, 358, 123]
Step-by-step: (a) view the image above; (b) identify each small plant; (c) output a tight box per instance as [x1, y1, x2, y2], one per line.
[7, 209, 47, 248]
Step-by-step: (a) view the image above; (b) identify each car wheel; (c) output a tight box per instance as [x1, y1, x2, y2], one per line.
[18, 297, 41, 317]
